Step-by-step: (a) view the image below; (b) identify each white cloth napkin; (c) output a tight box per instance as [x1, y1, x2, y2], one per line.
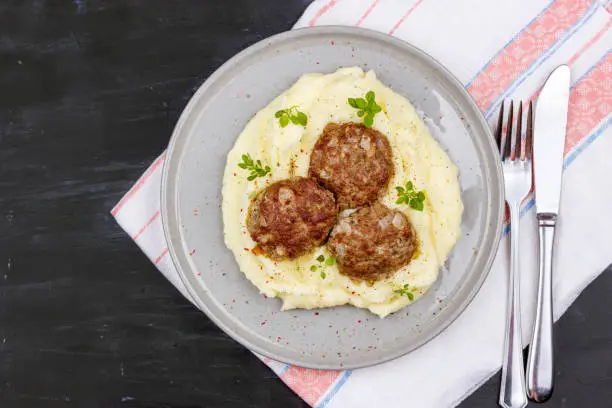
[112, 1, 612, 406]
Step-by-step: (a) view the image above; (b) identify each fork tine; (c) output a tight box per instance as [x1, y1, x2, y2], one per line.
[504, 101, 514, 160]
[525, 100, 534, 159]
[516, 101, 523, 161]
[496, 101, 505, 155]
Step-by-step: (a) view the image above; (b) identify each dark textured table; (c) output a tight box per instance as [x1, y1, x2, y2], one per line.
[1, 1, 611, 407]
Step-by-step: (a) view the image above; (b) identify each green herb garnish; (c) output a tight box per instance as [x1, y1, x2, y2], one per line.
[311, 255, 335, 277]
[394, 284, 415, 301]
[238, 153, 271, 181]
[275, 106, 308, 128]
[395, 181, 426, 211]
[348, 90, 382, 128]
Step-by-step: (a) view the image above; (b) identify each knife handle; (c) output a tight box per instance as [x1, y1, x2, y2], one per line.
[526, 212, 556, 402]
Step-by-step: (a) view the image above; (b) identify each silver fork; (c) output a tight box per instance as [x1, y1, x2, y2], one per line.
[497, 101, 533, 408]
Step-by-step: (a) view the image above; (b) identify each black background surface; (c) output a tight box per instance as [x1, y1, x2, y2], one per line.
[1, 1, 610, 407]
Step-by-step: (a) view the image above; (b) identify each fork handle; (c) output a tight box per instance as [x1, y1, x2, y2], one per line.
[499, 203, 527, 408]
[526, 213, 556, 402]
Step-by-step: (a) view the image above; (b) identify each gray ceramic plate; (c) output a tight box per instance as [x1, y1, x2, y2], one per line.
[161, 26, 503, 370]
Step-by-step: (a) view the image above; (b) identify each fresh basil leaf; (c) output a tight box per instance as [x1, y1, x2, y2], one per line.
[410, 199, 424, 211]
[296, 111, 308, 126]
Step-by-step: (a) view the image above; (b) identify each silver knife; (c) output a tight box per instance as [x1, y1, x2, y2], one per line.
[527, 64, 571, 402]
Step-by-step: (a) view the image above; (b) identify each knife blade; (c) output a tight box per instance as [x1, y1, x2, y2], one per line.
[533, 65, 571, 214]
[527, 64, 571, 403]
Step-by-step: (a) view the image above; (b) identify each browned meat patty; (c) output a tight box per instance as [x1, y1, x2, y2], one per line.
[327, 203, 417, 281]
[247, 177, 338, 261]
[308, 123, 394, 210]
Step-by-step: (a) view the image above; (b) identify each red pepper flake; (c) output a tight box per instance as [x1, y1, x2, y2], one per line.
[233, 173, 237, 177]
[277, 336, 282, 341]
[263, 294, 268, 299]
[196, 272, 201, 276]
[239, 208, 243, 213]
[300, 149, 304, 153]
[439, 299, 443, 303]
[314, 312, 319, 316]
[357, 320, 362, 324]
[259, 265, 263, 270]
[232, 299, 236, 303]
[331, 41, 335, 45]
[265, 280, 269, 284]
[261, 321, 267, 326]
[316, 61, 320, 65]
[243, 247, 250, 252]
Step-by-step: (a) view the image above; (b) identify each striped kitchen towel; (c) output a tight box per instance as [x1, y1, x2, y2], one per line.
[112, 1, 612, 407]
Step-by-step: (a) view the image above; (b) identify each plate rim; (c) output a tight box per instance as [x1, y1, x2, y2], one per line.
[161, 25, 504, 369]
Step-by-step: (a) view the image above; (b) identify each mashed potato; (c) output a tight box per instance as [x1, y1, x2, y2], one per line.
[222, 67, 462, 317]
